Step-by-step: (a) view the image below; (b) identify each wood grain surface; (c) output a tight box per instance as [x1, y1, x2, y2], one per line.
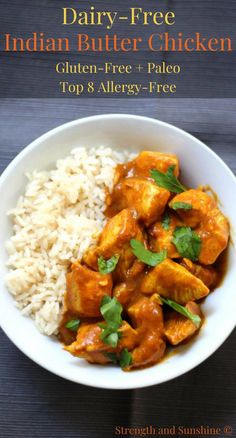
[0, 98, 235, 438]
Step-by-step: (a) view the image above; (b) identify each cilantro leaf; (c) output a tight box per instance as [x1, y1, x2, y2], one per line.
[98, 255, 119, 274]
[100, 296, 123, 328]
[105, 350, 133, 368]
[99, 296, 123, 348]
[130, 239, 167, 267]
[162, 212, 170, 230]
[65, 319, 80, 331]
[119, 349, 133, 368]
[171, 202, 192, 210]
[105, 352, 118, 364]
[172, 226, 201, 261]
[100, 295, 111, 307]
[161, 297, 201, 328]
[150, 165, 186, 194]
[103, 332, 120, 348]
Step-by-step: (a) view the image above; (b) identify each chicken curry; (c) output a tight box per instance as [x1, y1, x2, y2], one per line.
[59, 151, 229, 370]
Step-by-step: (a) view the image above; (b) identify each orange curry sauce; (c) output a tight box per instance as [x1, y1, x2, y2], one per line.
[59, 151, 229, 370]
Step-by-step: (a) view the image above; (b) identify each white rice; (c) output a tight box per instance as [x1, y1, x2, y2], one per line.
[5, 146, 132, 336]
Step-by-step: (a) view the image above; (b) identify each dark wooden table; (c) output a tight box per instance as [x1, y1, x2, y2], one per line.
[0, 98, 235, 438]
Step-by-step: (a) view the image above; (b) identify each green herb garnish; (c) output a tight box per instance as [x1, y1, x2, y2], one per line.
[105, 352, 118, 364]
[162, 212, 171, 230]
[105, 349, 132, 368]
[150, 165, 186, 194]
[99, 295, 123, 348]
[130, 239, 167, 267]
[98, 255, 119, 274]
[65, 319, 80, 331]
[171, 202, 192, 210]
[161, 297, 201, 328]
[119, 349, 133, 368]
[172, 226, 201, 261]
[101, 331, 120, 348]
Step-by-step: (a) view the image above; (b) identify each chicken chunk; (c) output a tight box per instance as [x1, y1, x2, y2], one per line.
[113, 256, 145, 307]
[133, 151, 180, 178]
[149, 213, 183, 258]
[65, 323, 110, 364]
[98, 209, 141, 256]
[83, 208, 145, 282]
[113, 282, 133, 307]
[106, 177, 170, 226]
[66, 263, 112, 317]
[65, 321, 139, 364]
[180, 258, 219, 289]
[127, 296, 166, 369]
[164, 301, 202, 345]
[113, 274, 143, 307]
[113, 151, 180, 182]
[140, 259, 209, 304]
[84, 209, 141, 267]
[197, 208, 229, 265]
[170, 190, 229, 264]
[169, 189, 216, 228]
[118, 321, 140, 352]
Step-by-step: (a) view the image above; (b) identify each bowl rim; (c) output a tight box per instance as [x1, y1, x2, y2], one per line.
[0, 113, 236, 390]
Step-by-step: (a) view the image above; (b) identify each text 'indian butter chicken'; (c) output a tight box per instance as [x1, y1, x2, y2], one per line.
[59, 151, 229, 371]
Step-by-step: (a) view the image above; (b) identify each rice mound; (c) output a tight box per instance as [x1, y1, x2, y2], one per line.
[5, 146, 131, 335]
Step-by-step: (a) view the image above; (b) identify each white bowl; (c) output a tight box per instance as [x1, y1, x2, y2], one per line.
[0, 114, 235, 389]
